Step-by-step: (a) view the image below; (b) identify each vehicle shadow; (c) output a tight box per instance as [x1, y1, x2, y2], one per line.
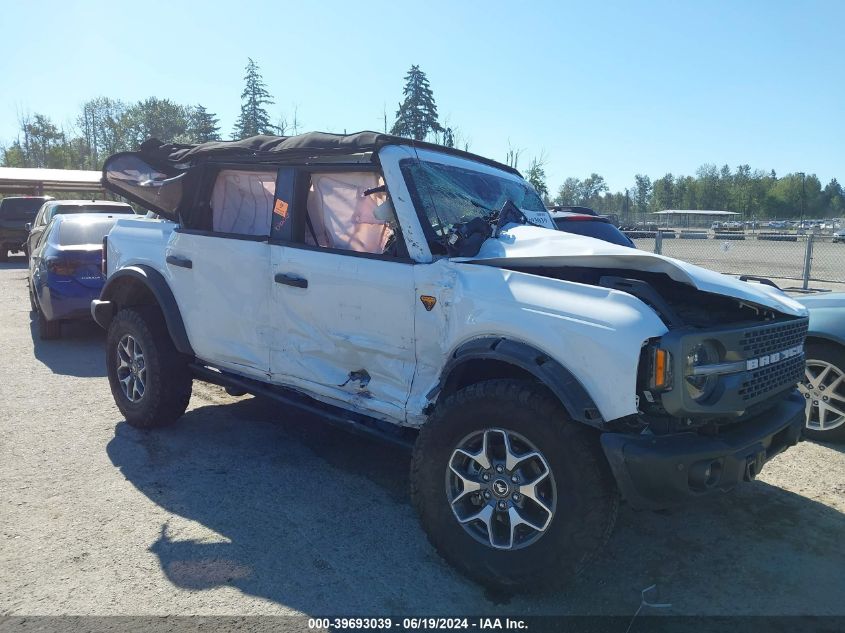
[106, 395, 845, 615]
[28, 312, 106, 377]
[0, 253, 28, 269]
[811, 438, 845, 454]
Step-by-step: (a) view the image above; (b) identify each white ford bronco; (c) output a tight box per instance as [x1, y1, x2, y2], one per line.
[93, 132, 809, 591]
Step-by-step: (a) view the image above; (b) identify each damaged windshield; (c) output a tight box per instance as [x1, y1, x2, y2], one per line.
[401, 159, 547, 249]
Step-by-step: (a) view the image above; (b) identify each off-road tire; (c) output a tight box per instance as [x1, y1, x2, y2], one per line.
[410, 379, 619, 592]
[37, 308, 61, 340]
[802, 342, 845, 443]
[106, 306, 192, 428]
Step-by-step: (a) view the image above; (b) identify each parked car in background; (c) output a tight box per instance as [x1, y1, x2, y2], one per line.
[793, 292, 845, 442]
[28, 213, 122, 340]
[549, 207, 636, 248]
[547, 205, 596, 216]
[0, 196, 52, 262]
[832, 229, 845, 243]
[26, 199, 134, 258]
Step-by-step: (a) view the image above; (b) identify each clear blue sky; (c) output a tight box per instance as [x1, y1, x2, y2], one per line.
[1, 0, 842, 192]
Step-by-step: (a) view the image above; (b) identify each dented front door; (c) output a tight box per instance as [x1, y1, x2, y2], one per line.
[268, 245, 417, 422]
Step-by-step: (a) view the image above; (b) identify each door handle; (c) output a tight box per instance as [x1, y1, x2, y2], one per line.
[274, 273, 308, 289]
[166, 255, 193, 269]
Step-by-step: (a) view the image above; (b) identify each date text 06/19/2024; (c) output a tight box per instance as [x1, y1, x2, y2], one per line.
[307, 617, 528, 630]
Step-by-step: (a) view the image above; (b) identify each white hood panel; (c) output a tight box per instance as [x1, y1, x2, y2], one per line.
[456, 224, 807, 317]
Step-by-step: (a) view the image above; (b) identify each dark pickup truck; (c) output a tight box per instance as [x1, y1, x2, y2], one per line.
[0, 196, 51, 261]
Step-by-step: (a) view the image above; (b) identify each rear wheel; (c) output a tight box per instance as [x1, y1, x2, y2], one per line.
[410, 379, 618, 592]
[37, 307, 61, 340]
[106, 306, 193, 428]
[0, 249, 8, 263]
[799, 342, 845, 442]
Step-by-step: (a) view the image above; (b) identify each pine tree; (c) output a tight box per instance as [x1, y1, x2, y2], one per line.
[391, 65, 441, 141]
[189, 104, 221, 142]
[525, 156, 548, 199]
[233, 58, 275, 139]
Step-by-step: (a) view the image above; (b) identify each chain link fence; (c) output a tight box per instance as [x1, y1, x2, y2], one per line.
[625, 230, 845, 288]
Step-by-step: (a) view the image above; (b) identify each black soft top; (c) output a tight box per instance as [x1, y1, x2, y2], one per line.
[138, 131, 520, 176]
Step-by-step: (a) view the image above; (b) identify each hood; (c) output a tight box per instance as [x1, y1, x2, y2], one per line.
[454, 224, 807, 317]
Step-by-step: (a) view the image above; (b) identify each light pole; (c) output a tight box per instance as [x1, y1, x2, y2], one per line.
[624, 188, 630, 224]
[797, 172, 806, 225]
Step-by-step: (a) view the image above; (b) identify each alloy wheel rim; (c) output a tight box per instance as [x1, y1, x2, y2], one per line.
[116, 334, 146, 403]
[798, 359, 845, 431]
[446, 428, 556, 550]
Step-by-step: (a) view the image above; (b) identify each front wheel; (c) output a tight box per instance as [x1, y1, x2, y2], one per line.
[799, 342, 845, 442]
[410, 379, 618, 592]
[106, 306, 193, 428]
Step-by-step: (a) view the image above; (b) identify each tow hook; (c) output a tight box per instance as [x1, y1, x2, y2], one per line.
[744, 451, 766, 481]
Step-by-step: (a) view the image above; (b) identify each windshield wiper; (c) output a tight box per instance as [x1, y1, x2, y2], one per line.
[494, 200, 528, 237]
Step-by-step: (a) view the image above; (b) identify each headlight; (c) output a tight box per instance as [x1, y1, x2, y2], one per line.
[685, 341, 720, 401]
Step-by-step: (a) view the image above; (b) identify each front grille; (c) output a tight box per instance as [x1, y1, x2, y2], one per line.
[741, 318, 808, 358]
[738, 354, 805, 401]
[737, 318, 808, 402]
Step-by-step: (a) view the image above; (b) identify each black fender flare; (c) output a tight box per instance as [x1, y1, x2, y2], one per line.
[93, 265, 194, 356]
[437, 337, 604, 428]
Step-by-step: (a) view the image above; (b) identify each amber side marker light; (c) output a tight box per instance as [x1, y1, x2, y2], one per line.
[420, 295, 437, 311]
[653, 348, 669, 389]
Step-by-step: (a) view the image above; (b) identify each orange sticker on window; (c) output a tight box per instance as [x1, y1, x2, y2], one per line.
[273, 199, 289, 218]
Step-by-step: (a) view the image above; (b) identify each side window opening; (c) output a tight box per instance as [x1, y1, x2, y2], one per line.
[37, 220, 55, 249]
[210, 169, 276, 236]
[303, 172, 401, 256]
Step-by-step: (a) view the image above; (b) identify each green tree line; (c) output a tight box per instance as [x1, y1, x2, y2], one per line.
[2, 98, 221, 170]
[2, 60, 840, 219]
[552, 166, 844, 220]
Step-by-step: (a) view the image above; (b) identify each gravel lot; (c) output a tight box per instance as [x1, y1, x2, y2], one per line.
[1, 255, 844, 617]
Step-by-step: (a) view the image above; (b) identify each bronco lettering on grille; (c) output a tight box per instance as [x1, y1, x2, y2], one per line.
[745, 344, 804, 370]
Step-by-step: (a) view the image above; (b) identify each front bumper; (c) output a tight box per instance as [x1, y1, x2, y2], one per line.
[600, 391, 805, 510]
